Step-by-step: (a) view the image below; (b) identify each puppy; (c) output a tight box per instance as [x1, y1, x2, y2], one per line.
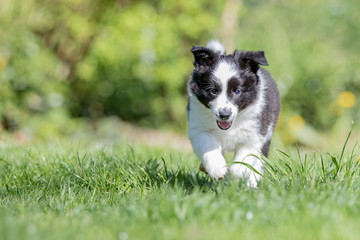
[187, 40, 280, 187]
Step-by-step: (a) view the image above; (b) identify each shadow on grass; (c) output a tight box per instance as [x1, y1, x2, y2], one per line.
[142, 158, 217, 193]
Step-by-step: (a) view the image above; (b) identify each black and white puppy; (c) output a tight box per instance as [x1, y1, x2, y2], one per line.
[187, 40, 280, 187]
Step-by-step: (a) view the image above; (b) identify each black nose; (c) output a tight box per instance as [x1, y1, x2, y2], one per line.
[218, 108, 232, 120]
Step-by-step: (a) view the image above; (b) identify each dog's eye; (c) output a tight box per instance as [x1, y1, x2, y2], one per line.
[234, 89, 241, 95]
[209, 89, 218, 95]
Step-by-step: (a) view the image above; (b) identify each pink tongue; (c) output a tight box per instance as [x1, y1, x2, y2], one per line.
[217, 121, 231, 130]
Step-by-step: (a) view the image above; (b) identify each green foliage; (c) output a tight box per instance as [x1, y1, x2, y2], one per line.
[0, 0, 359, 139]
[236, 0, 360, 132]
[0, 0, 225, 132]
[74, 1, 224, 129]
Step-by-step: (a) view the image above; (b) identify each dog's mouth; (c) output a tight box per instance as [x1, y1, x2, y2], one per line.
[216, 120, 232, 130]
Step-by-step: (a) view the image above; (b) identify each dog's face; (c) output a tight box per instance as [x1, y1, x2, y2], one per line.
[189, 46, 268, 130]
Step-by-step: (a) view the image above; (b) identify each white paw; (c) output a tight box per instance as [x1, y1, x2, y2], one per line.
[246, 174, 260, 188]
[229, 164, 262, 188]
[205, 163, 228, 180]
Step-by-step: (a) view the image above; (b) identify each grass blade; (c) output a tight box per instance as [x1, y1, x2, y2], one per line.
[276, 149, 290, 158]
[231, 161, 263, 177]
[330, 155, 340, 172]
[339, 122, 355, 165]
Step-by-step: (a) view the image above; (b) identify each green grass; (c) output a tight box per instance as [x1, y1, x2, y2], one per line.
[1, 133, 360, 240]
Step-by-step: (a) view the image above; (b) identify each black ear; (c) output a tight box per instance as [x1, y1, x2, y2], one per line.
[235, 50, 268, 73]
[190, 46, 218, 68]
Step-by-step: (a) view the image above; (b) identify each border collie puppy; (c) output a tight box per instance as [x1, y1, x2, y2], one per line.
[187, 40, 280, 187]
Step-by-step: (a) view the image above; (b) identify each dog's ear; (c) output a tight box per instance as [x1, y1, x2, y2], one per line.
[235, 50, 268, 73]
[191, 46, 218, 69]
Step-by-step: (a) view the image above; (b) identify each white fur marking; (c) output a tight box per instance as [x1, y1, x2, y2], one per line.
[206, 40, 225, 55]
[190, 132, 228, 180]
[210, 61, 238, 121]
[213, 61, 237, 84]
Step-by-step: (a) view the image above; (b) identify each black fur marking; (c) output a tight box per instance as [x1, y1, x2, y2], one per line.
[258, 69, 281, 136]
[261, 139, 271, 157]
[189, 46, 224, 108]
[257, 68, 281, 157]
[234, 50, 268, 74]
[191, 46, 220, 71]
[189, 70, 222, 108]
[226, 74, 258, 111]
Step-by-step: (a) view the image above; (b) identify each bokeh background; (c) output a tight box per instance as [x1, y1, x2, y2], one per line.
[0, 0, 359, 150]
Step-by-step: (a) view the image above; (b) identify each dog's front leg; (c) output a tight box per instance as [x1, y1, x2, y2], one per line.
[230, 148, 264, 188]
[190, 133, 228, 180]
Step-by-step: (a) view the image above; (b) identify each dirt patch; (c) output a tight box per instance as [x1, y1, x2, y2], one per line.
[118, 121, 192, 152]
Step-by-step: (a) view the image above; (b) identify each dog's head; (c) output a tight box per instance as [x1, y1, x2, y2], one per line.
[189, 41, 268, 130]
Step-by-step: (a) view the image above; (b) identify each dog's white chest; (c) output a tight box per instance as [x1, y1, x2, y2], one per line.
[214, 117, 262, 152]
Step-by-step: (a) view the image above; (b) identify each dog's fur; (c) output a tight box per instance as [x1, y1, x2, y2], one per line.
[187, 40, 280, 187]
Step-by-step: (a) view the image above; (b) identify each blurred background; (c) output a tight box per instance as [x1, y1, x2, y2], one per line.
[0, 0, 359, 151]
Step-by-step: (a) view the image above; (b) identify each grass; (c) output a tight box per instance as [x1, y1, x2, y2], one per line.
[1, 129, 360, 240]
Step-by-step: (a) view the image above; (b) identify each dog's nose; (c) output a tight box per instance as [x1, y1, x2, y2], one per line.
[218, 108, 232, 120]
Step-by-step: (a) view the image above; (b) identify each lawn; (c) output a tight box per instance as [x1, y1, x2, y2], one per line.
[1, 129, 360, 240]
